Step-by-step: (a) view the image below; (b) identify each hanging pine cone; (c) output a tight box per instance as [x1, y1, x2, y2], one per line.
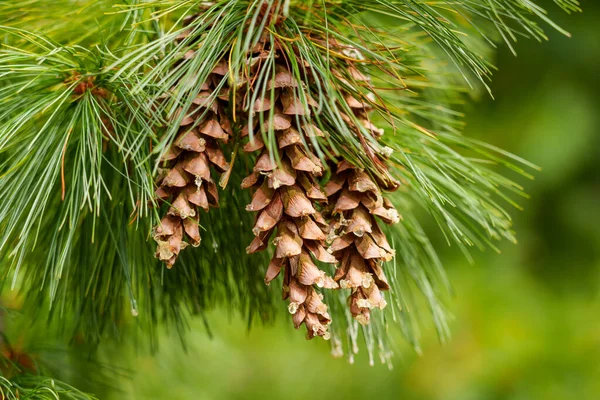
[155, 2, 400, 332]
[152, 19, 232, 268]
[239, 21, 402, 333]
[324, 160, 399, 325]
[241, 38, 338, 340]
[323, 47, 401, 325]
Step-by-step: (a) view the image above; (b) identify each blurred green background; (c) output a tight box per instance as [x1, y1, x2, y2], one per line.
[102, 2, 599, 399]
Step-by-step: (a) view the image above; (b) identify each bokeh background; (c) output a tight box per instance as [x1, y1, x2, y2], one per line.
[89, 2, 599, 400]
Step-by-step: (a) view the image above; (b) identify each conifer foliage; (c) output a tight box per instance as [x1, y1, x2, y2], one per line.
[0, 0, 579, 394]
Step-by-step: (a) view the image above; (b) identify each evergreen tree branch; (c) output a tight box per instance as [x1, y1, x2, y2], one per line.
[0, 0, 581, 366]
[0, 376, 96, 400]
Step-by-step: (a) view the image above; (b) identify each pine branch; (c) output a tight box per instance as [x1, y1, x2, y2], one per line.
[0, 66, 278, 343]
[0, 307, 105, 399]
[0, 0, 580, 365]
[0, 376, 96, 400]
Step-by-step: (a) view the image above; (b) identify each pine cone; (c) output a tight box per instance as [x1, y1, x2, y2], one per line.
[153, 56, 231, 267]
[324, 76, 401, 325]
[241, 41, 338, 340]
[324, 160, 399, 325]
